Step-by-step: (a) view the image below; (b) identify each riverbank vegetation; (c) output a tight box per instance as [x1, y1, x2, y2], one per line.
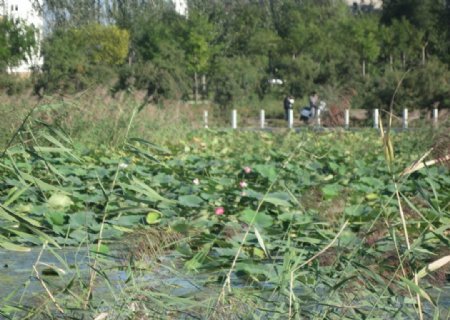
[0, 121, 449, 318]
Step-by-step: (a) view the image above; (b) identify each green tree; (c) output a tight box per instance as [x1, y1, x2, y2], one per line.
[273, 54, 320, 98]
[0, 18, 37, 71]
[209, 56, 267, 109]
[74, 24, 129, 65]
[435, 1, 450, 63]
[39, 28, 91, 92]
[39, 24, 129, 93]
[391, 18, 421, 68]
[121, 9, 190, 101]
[344, 15, 381, 77]
[182, 12, 216, 101]
[274, 1, 355, 87]
[381, 0, 444, 64]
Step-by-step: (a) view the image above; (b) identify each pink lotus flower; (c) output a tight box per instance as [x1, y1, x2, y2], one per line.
[239, 181, 248, 188]
[193, 178, 200, 185]
[215, 207, 225, 215]
[243, 166, 252, 174]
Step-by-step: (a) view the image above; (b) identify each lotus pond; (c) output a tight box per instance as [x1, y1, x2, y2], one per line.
[0, 126, 449, 319]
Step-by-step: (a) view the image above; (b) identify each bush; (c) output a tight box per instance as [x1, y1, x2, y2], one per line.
[37, 25, 129, 94]
[209, 55, 267, 108]
[0, 74, 32, 95]
[114, 60, 190, 102]
[351, 58, 450, 111]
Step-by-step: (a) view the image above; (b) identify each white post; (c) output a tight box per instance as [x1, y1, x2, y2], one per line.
[373, 109, 379, 129]
[231, 109, 237, 129]
[288, 109, 294, 129]
[344, 109, 349, 129]
[433, 108, 438, 126]
[403, 108, 408, 129]
[317, 109, 321, 127]
[204, 110, 208, 128]
[260, 110, 265, 129]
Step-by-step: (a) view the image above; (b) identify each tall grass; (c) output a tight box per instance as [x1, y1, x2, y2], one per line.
[0, 88, 215, 149]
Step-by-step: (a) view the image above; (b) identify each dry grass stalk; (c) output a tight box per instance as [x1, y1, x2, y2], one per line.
[417, 255, 450, 280]
[400, 149, 450, 177]
[32, 242, 65, 314]
[121, 228, 183, 262]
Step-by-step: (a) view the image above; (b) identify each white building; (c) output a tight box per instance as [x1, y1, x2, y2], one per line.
[1, 0, 44, 73]
[172, 0, 188, 16]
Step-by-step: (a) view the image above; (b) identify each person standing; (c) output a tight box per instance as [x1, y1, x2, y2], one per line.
[284, 95, 294, 121]
[309, 91, 319, 119]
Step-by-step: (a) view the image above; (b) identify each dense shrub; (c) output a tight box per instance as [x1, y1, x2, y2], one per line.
[350, 58, 450, 111]
[0, 74, 32, 95]
[36, 25, 129, 93]
[209, 56, 267, 108]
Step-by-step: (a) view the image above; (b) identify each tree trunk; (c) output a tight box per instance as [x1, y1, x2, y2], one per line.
[362, 59, 366, 77]
[201, 74, 206, 99]
[402, 53, 405, 68]
[389, 54, 393, 71]
[194, 72, 198, 103]
[421, 43, 427, 65]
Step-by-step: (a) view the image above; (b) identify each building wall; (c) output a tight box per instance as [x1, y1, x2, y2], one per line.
[172, 0, 188, 16]
[2, 0, 43, 73]
[344, 0, 382, 9]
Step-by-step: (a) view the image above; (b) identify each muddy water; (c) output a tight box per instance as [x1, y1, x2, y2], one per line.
[0, 248, 449, 318]
[0, 247, 203, 305]
[0, 247, 90, 300]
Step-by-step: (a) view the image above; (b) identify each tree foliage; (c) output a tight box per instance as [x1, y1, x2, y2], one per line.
[0, 17, 37, 71]
[74, 24, 129, 66]
[15, 0, 450, 110]
[38, 24, 129, 92]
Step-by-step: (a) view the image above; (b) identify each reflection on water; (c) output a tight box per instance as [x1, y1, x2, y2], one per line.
[0, 246, 207, 304]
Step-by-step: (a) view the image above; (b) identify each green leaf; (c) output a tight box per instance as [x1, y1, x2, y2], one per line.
[184, 243, 211, 272]
[47, 193, 73, 210]
[90, 243, 110, 255]
[128, 138, 171, 154]
[400, 277, 435, 306]
[47, 211, 66, 226]
[254, 227, 268, 258]
[344, 204, 370, 217]
[263, 192, 292, 207]
[0, 205, 42, 227]
[321, 184, 342, 200]
[254, 164, 277, 182]
[146, 210, 161, 224]
[113, 215, 143, 227]
[235, 262, 271, 277]
[18, 171, 69, 194]
[69, 211, 96, 228]
[125, 177, 175, 204]
[0, 235, 31, 252]
[178, 195, 203, 207]
[238, 209, 273, 229]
